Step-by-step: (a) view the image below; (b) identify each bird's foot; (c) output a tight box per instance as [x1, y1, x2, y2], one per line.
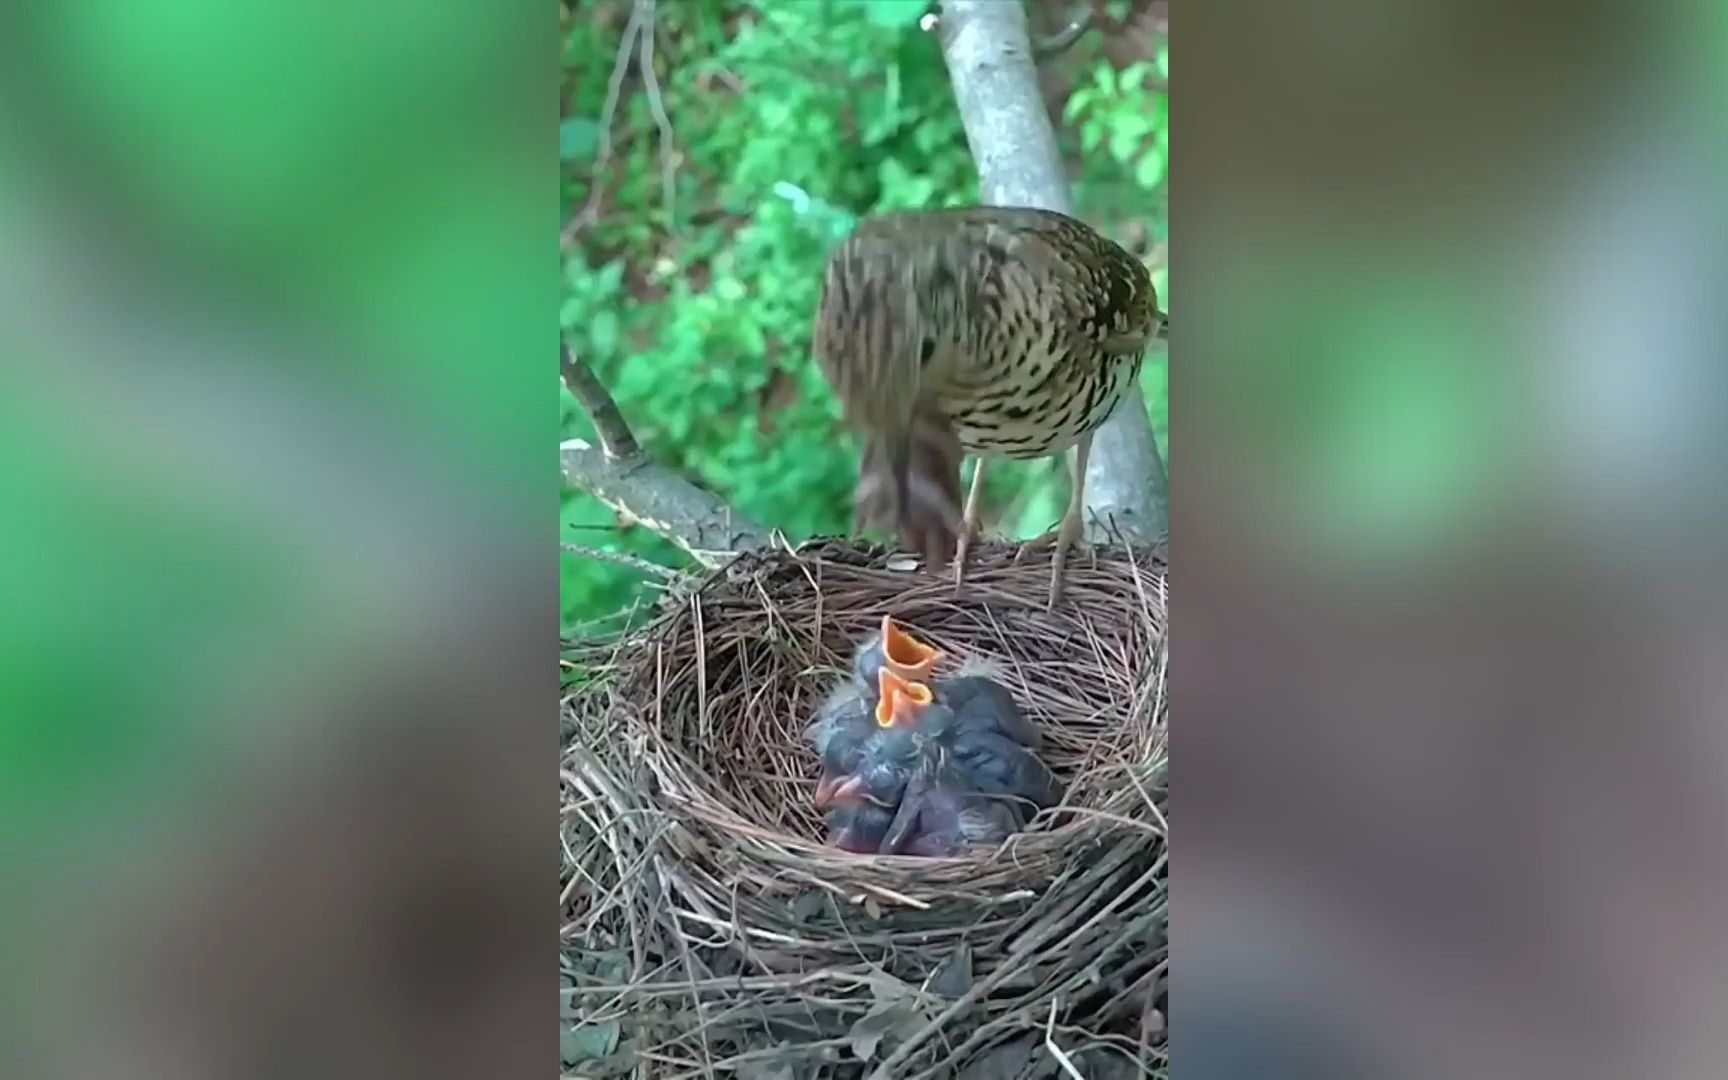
[950, 515, 982, 594]
[1014, 517, 1085, 608]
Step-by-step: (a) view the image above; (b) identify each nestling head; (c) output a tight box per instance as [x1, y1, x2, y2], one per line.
[874, 668, 934, 728]
[879, 615, 942, 680]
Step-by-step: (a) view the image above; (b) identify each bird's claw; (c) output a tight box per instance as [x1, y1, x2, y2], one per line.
[1014, 522, 1084, 607]
[950, 516, 982, 594]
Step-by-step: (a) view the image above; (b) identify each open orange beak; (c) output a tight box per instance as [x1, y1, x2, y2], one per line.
[875, 668, 934, 728]
[880, 615, 942, 681]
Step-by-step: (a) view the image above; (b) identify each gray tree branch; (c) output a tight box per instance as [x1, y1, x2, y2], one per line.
[560, 349, 771, 567]
[560, 438, 773, 568]
[561, 345, 639, 459]
[935, 0, 1169, 543]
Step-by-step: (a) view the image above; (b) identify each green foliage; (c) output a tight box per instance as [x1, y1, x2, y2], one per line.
[560, 2, 1169, 632]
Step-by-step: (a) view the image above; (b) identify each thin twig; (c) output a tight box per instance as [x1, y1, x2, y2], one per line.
[1033, 11, 1092, 60]
[564, 1, 646, 246]
[561, 542, 678, 580]
[1044, 999, 1086, 1080]
[561, 344, 640, 460]
[635, 0, 679, 230]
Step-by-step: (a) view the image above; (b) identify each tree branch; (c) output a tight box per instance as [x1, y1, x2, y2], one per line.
[560, 347, 771, 567]
[561, 439, 772, 568]
[1032, 11, 1091, 60]
[561, 344, 638, 459]
[935, 0, 1169, 543]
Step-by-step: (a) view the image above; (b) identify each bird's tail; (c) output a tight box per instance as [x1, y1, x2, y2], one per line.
[855, 409, 963, 571]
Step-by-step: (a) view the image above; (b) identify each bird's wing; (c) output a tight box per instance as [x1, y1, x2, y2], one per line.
[985, 208, 1158, 358]
[944, 673, 1042, 749]
[956, 800, 1017, 849]
[951, 731, 1065, 808]
[878, 769, 932, 855]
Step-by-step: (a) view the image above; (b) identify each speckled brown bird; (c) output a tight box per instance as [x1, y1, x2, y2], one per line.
[812, 205, 1162, 606]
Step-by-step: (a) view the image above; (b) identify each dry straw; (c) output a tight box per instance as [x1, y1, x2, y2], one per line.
[562, 538, 1168, 1079]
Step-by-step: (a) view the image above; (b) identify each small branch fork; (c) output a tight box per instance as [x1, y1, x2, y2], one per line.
[560, 348, 772, 567]
[563, 0, 679, 248]
[561, 345, 638, 460]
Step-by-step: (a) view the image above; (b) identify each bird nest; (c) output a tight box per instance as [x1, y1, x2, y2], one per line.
[561, 538, 1168, 1080]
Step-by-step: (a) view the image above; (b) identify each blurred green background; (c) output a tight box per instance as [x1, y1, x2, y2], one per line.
[560, 0, 1170, 636]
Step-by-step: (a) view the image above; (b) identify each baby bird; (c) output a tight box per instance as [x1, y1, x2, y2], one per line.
[851, 614, 943, 694]
[824, 796, 897, 854]
[817, 672, 931, 853]
[804, 615, 943, 804]
[810, 668, 929, 810]
[919, 699, 1065, 817]
[930, 657, 1044, 751]
[879, 757, 1021, 857]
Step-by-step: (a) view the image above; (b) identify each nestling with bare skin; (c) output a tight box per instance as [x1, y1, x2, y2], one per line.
[809, 668, 928, 811]
[880, 754, 1022, 857]
[930, 656, 1044, 750]
[824, 797, 896, 854]
[813, 205, 1163, 606]
[803, 615, 943, 804]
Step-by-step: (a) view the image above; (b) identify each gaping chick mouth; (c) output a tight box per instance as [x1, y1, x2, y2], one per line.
[880, 615, 942, 680]
[875, 668, 934, 728]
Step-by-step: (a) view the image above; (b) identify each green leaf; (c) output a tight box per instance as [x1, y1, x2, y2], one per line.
[590, 310, 620, 358]
[858, 0, 929, 29]
[561, 1019, 622, 1065]
[1064, 87, 1095, 120]
[596, 259, 626, 295]
[1135, 150, 1167, 191]
[1108, 124, 1143, 163]
[560, 117, 601, 162]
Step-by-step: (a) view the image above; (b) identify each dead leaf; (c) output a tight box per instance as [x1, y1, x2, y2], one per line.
[847, 999, 916, 1062]
[790, 890, 828, 924]
[956, 1035, 1040, 1080]
[560, 1018, 621, 1065]
[927, 942, 974, 998]
[868, 974, 917, 1003]
[736, 1059, 795, 1080]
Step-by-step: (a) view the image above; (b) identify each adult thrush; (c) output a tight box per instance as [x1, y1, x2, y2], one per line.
[813, 206, 1162, 606]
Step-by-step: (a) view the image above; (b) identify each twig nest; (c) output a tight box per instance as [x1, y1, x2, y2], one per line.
[563, 538, 1168, 1079]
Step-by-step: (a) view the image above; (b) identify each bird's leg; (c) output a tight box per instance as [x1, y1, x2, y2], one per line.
[1048, 433, 1092, 606]
[952, 458, 988, 591]
[1014, 434, 1093, 607]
